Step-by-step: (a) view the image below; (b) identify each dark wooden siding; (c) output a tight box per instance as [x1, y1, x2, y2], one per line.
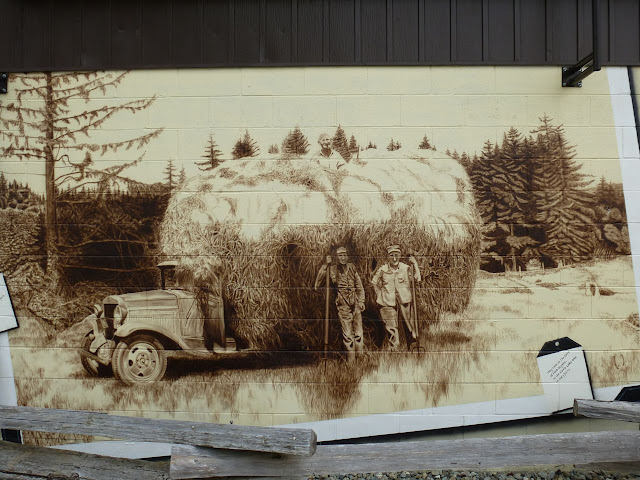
[1, 0, 639, 71]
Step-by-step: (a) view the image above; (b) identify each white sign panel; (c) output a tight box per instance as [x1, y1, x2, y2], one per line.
[0, 274, 18, 333]
[537, 338, 593, 413]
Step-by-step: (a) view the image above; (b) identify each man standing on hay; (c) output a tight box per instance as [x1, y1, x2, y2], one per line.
[372, 245, 422, 351]
[314, 246, 366, 361]
[313, 133, 345, 170]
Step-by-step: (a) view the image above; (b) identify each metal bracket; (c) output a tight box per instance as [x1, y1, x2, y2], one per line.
[0, 73, 7, 94]
[562, 0, 601, 88]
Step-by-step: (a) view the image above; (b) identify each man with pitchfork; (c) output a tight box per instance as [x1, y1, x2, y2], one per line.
[372, 245, 421, 351]
[315, 246, 366, 361]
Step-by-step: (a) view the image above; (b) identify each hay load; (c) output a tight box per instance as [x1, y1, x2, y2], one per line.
[159, 149, 481, 351]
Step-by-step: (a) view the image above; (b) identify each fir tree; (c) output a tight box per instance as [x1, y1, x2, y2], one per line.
[0, 72, 161, 275]
[164, 158, 177, 192]
[268, 144, 279, 154]
[196, 134, 223, 171]
[418, 135, 432, 150]
[178, 166, 186, 186]
[366, 141, 377, 150]
[348, 135, 358, 154]
[0, 172, 7, 198]
[232, 130, 260, 159]
[332, 125, 350, 160]
[531, 116, 596, 264]
[387, 139, 401, 151]
[282, 126, 310, 156]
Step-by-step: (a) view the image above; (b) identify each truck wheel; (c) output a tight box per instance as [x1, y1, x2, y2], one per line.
[80, 333, 112, 377]
[112, 334, 167, 385]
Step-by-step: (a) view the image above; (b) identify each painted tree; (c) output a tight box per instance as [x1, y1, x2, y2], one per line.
[366, 141, 377, 150]
[0, 172, 7, 208]
[532, 117, 597, 264]
[282, 126, 309, 156]
[387, 138, 401, 151]
[348, 135, 358, 154]
[232, 130, 260, 159]
[268, 144, 279, 154]
[418, 135, 432, 150]
[178, 166, 187, 186]
[493, 128, 538, 271]
[332, 125, 350, 159]
[0, 72, 161, 274]
[164, 158, 177, 192]
[196, 133, 224, 171]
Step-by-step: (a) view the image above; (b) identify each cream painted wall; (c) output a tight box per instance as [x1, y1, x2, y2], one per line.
[2, 66, 640, 444]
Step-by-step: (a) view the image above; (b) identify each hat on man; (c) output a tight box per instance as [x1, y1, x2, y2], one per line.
[336, 246, 348, 254]
[386, 245, 401, 254]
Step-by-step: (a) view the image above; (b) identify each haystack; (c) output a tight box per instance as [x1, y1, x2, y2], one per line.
[159, 149, 481, 350]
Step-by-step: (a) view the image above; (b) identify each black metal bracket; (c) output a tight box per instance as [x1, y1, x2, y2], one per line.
[562, 0, 601, 88]
[0, 73, 7, 94]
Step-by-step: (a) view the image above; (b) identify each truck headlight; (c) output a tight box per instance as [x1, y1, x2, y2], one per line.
[113, 305, 127, 327]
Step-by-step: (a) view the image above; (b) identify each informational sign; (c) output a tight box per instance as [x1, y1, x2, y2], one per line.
[537, 337, 593, 413]
[0, 274, 18, 333]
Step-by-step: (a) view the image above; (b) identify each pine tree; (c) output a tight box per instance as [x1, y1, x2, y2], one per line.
[387, 138, 401, 151]
[0, 72, 161, 275]
[532, 116, 596, 264]
[232, 130, 260, 159]
[348, 135, 358, 154]
[282, 126, 310, 156]
[366, 141, 377, 150]
[268, 144, 279, 154]
[332, 125, 350, 159]
[196, 134, 223, 171]
[418, 135, 432, 150]
[164, 158, 177, 192]
[178, 166, 186, 186]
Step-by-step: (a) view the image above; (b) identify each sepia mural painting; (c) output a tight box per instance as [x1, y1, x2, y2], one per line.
[1, 67, 639, 444]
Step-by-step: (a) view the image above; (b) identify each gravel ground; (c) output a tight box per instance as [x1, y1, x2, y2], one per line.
[310, 469, 640, 480]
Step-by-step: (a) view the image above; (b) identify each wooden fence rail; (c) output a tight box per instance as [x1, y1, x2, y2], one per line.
[573, 398, 640, 423]
[0, 406, 316, 456]
[0, 440, 170, 480]
[170, 431, 640, 479]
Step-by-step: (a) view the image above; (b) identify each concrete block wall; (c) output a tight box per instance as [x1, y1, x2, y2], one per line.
[1, 66, 639, 444]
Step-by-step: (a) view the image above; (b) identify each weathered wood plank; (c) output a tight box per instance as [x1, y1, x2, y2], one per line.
[0, 440, 169, 480]
[574, 399, 640, 423]
[0, 406, 316, 457]
[170, 431, 640, 478]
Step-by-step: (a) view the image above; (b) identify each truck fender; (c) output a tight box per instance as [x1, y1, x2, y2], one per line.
[81, 314, 108, 353]
[114, 322, 187, 350]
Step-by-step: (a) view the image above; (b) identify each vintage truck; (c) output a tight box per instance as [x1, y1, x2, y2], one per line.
[79, 260, 238, 385]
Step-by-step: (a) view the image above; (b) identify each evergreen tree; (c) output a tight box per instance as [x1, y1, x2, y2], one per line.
[268, 144, 279, 154]
[282, 126, 310, 156]
[387, 139, 401, 151]
[332, 125, 350, 160]
[0, 172, 7, 198]
[531, 116, 596, 264]
[196, 134, 223, 171]
[0, 72, 161, 275]
[348, 135, 358, 154]
[366, 141, 377, 150]
[232, 130, 260, 159]
[164, 158, 177, 192]
[419, 135, 432, 150]
[178, 166, 186, 186]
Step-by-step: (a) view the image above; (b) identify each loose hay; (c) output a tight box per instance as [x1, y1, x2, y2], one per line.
[159, 149, 481, 351]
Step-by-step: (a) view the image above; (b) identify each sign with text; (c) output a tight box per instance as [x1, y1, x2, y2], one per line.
[537, 338, 593, 413]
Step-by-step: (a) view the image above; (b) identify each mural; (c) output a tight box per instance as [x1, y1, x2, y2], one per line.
[1, 67, 639, 444]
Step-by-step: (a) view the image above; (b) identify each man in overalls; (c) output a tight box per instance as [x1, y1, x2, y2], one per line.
[372, 245, 421, 351]
[315, 246, 365, 361]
